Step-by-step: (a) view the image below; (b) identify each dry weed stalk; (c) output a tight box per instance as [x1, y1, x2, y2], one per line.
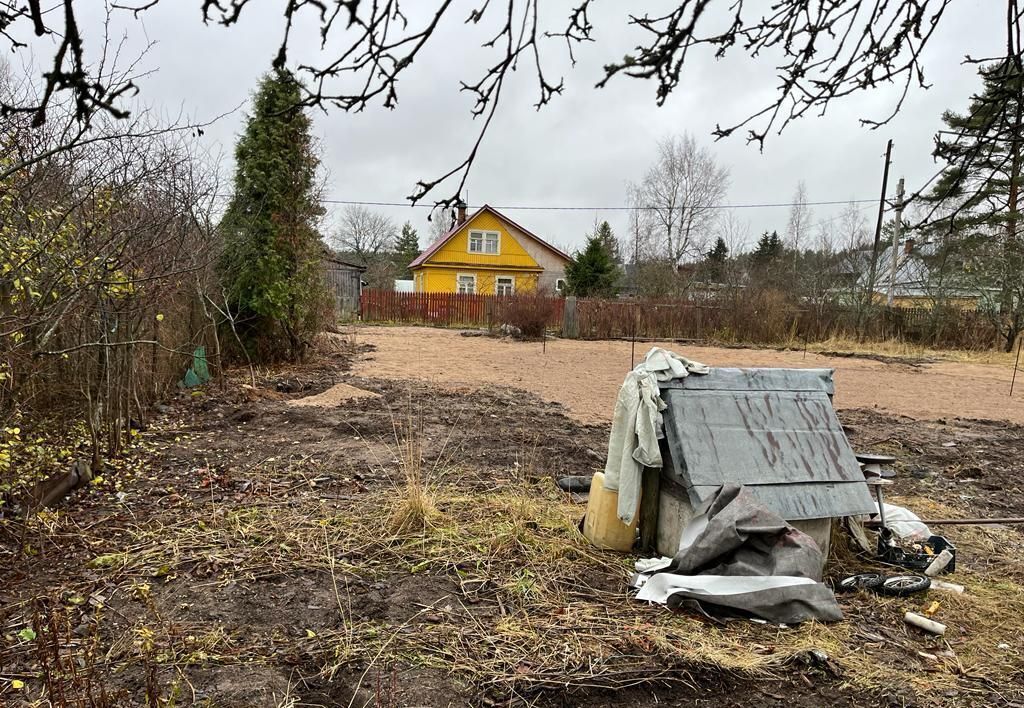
[374, 391, 463, 536]
[386, 406, 438, 534]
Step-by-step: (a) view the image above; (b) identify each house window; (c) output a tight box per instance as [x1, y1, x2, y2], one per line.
[468, 230, 499, 254]
[456, 274, 476, 294]
[495, 276, 514, 296]
[555, 278, 566, 293]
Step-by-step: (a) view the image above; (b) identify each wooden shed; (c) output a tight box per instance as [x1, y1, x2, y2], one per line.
[323, 252, 366, 319]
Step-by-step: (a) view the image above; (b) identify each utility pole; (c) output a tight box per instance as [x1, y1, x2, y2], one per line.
[865, 140, 893, 311]
[887, 177, 905, 306]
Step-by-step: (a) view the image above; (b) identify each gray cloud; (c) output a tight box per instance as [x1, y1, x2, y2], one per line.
[57, 1, 1006, 253]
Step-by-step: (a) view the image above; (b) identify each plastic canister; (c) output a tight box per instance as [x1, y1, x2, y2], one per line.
[582, 472, 638, 552]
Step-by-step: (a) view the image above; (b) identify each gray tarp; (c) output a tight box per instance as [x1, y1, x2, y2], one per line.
[633, 485, 842, 624]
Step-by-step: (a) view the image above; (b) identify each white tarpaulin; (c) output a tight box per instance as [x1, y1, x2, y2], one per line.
[603, 347, 708, 523]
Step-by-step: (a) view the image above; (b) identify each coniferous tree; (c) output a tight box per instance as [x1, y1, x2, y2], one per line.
[593, 220, 621, 264]
[565, 233, 620, 297]
[219, 69, 328, 361]
[751, 231, 782, 266]
[928, 60, 1024, 350]
[394, 222, 420, 277]
[707, 237, 729, 262]
[704, 236, 729, 281]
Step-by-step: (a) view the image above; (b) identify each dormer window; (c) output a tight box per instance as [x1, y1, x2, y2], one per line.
[468, 230, 499, 254]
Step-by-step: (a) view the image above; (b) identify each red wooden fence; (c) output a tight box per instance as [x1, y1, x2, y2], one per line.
[360, 289, 1002, 349]
[360, 289, 564, 329]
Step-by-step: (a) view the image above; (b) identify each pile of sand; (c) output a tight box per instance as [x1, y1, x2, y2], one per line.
[287, 382, 379, 407]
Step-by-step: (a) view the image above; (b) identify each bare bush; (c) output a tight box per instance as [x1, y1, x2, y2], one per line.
[494, 295, 560, 340]
[0, 64, 222, 506]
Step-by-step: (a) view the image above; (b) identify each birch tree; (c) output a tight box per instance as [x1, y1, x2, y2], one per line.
[630, 134, 730, 270]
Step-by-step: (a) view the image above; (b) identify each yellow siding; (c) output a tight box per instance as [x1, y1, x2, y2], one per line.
[428, 212, 539, 269]
[417, 267, 541, 294]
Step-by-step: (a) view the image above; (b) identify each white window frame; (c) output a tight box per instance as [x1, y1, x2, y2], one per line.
[555, 278, 566, 293]
[468, 230, 500, 255]
[456, 273, 477, 294]
[495, 275, 515, 296]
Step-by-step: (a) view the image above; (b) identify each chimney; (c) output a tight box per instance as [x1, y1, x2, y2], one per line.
[456, 201, 467, 226]
[903, 237, 915, 255]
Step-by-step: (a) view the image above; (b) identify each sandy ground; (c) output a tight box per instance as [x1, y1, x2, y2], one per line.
[350, 325, 1024, 424]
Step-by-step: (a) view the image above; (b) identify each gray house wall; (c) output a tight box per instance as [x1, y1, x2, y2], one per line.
[502, 221, 568, 292]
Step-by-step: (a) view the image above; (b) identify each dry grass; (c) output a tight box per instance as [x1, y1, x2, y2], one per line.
[384, 409, 439, 535]
[6, 442, 1023, 704]
[52, 480, 1022, 703]
[800, 335, 1021, 365]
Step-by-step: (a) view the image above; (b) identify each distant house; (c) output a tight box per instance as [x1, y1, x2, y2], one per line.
[858, 238, 995, 309]
[409, 204, 570, 295]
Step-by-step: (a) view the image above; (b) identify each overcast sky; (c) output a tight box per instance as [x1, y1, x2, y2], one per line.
[51, 2, 1002, 253]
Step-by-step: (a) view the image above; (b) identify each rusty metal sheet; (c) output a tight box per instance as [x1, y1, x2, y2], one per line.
[661, 368, 875, 521]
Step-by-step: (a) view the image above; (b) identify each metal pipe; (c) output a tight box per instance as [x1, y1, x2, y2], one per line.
[865, 517, 1024, 526]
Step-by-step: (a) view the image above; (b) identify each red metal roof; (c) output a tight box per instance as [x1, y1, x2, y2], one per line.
[408, 204, 572, 269]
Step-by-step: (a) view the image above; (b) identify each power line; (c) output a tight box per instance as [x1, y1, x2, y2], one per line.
[273, 197, 880, 210]
[206, 192, 880, 212]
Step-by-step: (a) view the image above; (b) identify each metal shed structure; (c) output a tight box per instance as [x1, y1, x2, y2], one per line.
[655, 367, 875, 558]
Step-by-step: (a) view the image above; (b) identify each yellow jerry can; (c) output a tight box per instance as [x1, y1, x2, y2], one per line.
[582, 472, 638, 552]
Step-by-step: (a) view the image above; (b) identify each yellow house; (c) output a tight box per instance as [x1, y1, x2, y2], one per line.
[409, 204, 571, 295]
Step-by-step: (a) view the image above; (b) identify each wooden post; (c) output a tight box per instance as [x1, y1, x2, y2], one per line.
[638, 466, 660, 553]
[562, 296, 578, 338]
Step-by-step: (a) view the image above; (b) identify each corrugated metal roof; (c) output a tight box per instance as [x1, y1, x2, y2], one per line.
[660, 368, 876, 521]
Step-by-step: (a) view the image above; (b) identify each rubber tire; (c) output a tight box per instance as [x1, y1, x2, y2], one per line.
[837, 573, 885, 592]
[878, 574, 932, 597]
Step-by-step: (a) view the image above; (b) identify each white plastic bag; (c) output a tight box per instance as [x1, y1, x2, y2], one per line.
[872, 502, 932, 541]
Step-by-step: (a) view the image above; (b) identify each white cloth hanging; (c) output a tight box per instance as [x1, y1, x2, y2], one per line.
[603, 347, 709, 523]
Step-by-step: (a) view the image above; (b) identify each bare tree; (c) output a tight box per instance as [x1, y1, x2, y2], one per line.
[625, 183, 656, 264]
[427, 206, 454, 242]
[716, 210, 751, 256]
[839, 201, 872, 252]
[786, 181, 813, 252]
[4, 1, 1018, 210]
[332, 205, 397, 265]
[630, 134, 730, 270]
[1, 62, 222, 485]
[815, 218, 836, 256]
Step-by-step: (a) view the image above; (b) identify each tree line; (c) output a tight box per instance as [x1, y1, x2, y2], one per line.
[560, 60, 1024, 352]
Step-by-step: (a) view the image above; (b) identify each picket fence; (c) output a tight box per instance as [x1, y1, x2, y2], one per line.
[358, 289, 1002, 349]
[360, 289, 564, 329]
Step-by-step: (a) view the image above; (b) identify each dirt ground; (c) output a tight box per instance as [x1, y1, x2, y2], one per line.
[349, 325, 1024, 424]
[2, 330, 1024, 707]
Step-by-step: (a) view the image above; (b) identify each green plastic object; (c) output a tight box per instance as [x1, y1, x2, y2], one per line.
[181, 346, 211, 387]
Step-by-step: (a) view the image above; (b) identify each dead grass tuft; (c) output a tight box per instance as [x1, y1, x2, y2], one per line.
[384, 402, 440, 535]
